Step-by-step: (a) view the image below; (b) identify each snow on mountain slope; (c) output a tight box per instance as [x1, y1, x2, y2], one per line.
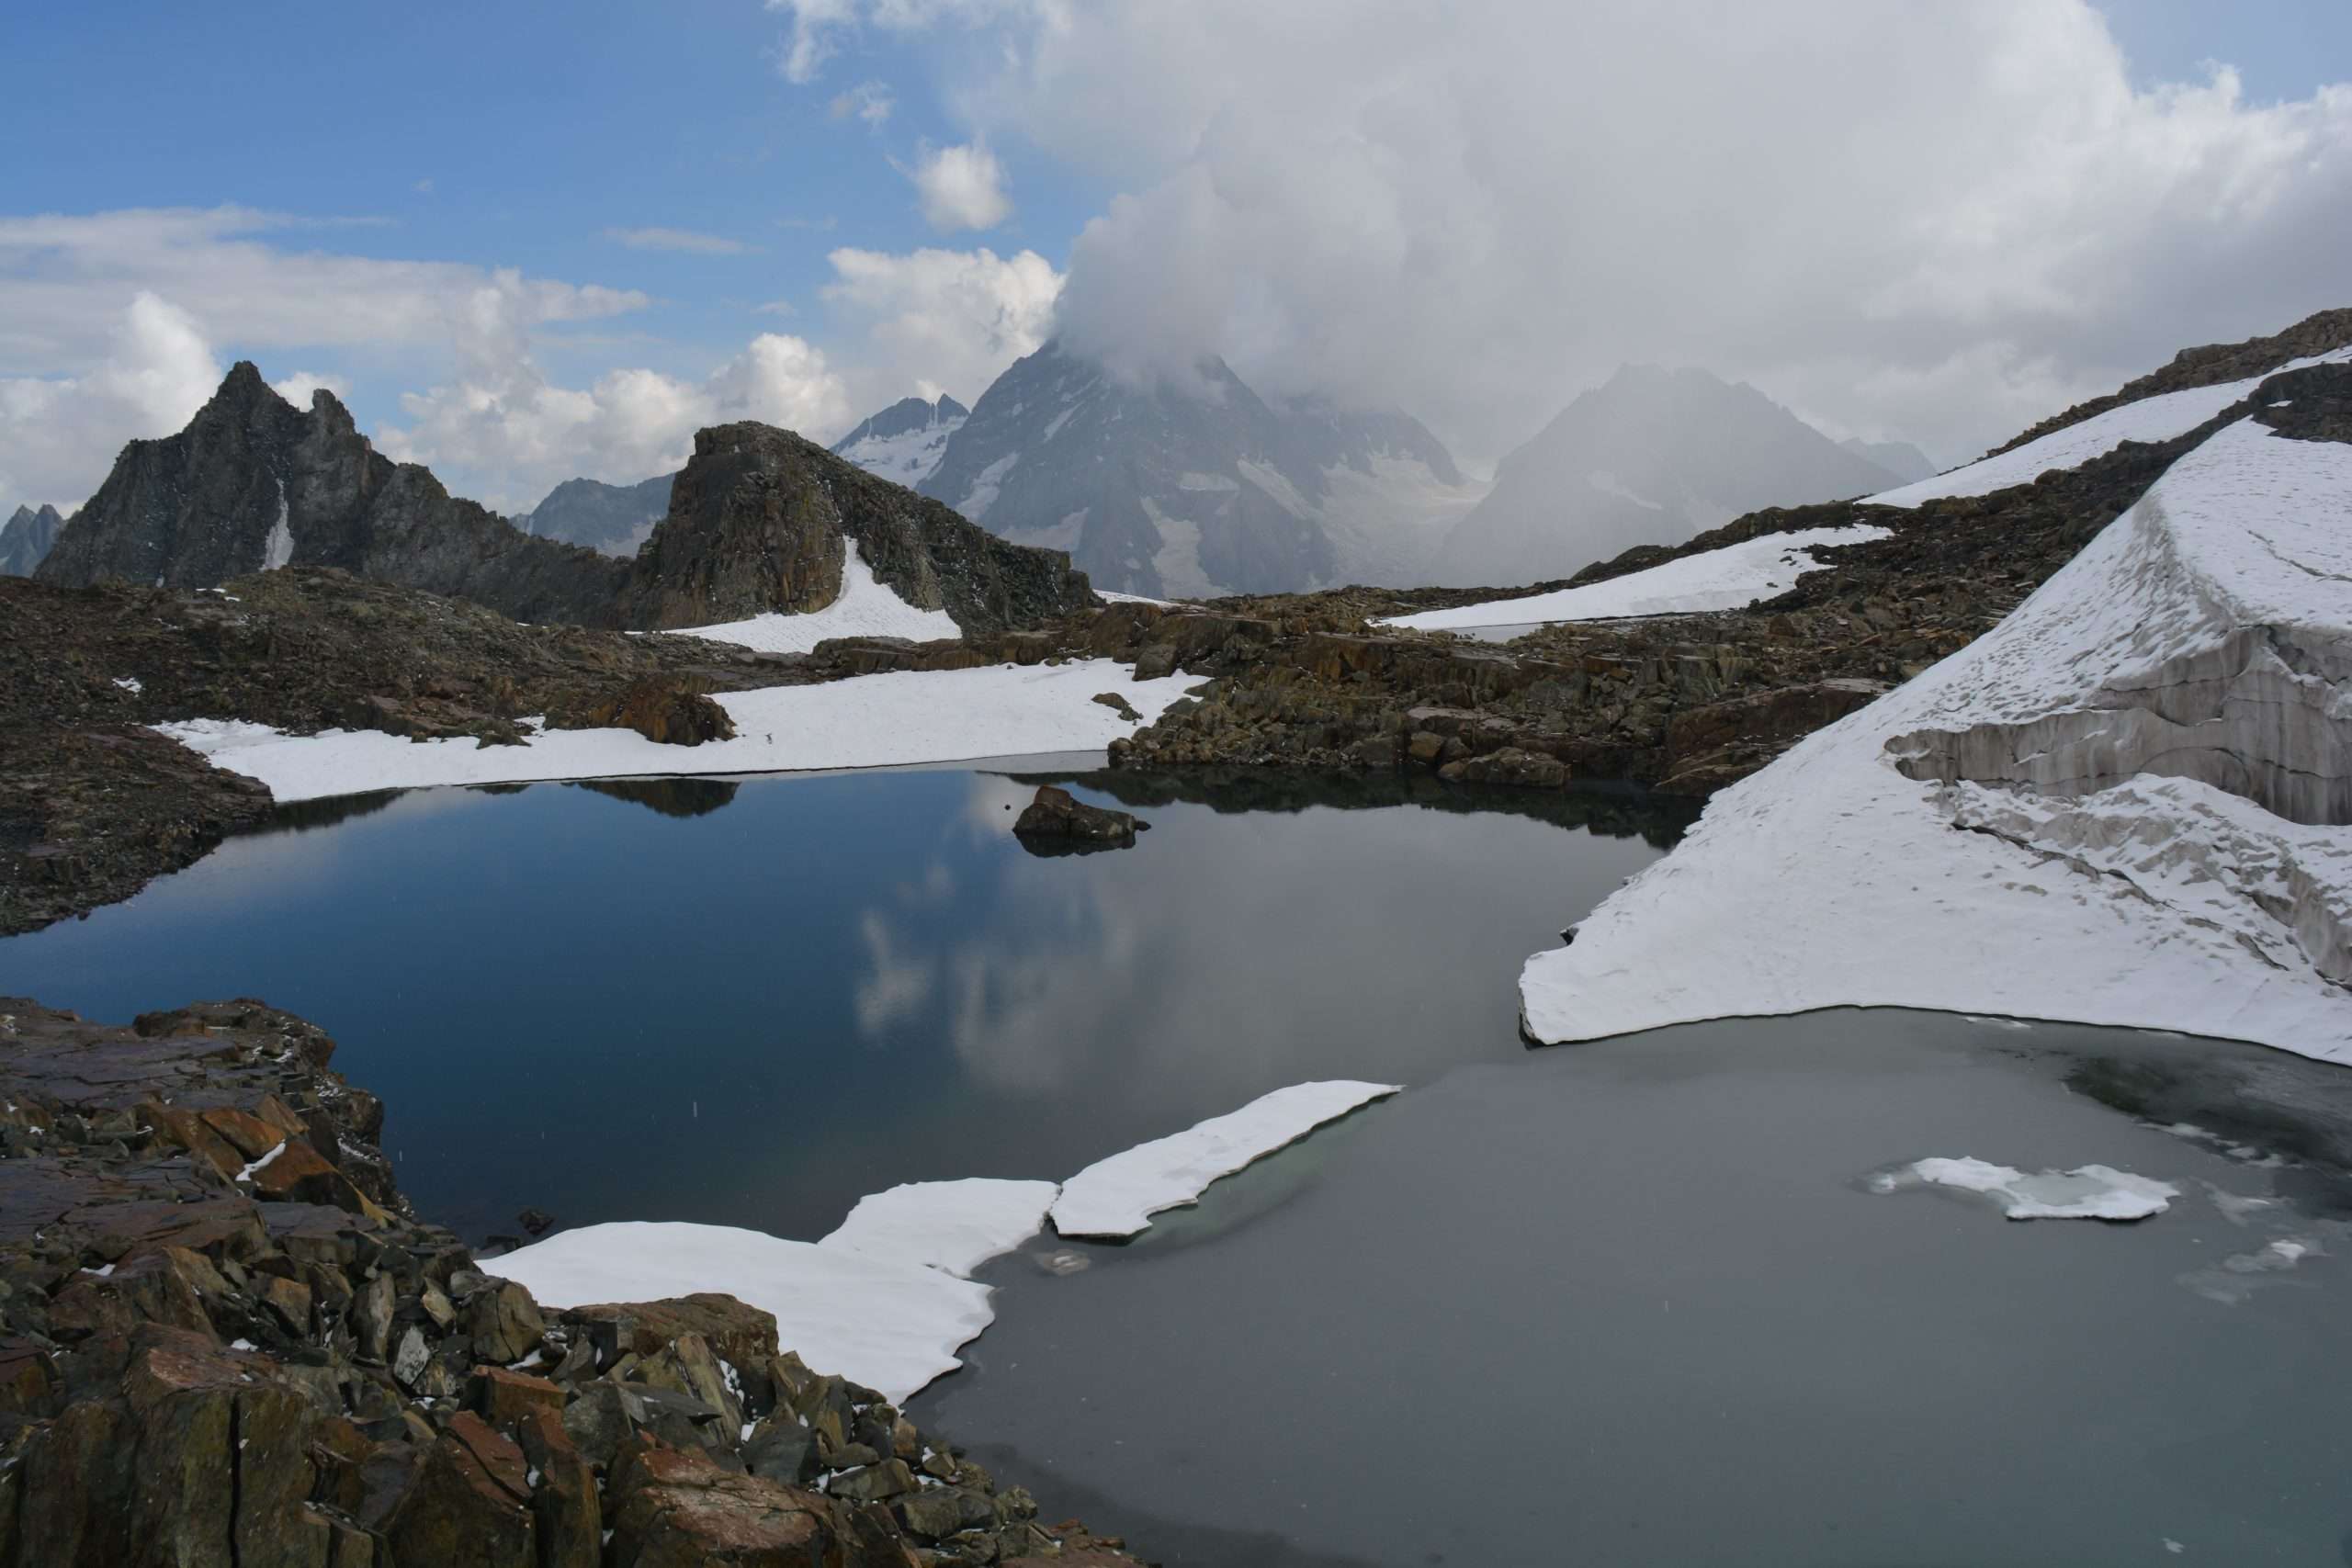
[1522, 416, 2352, 1065]
[1865, 347, 2352, 508]
[518, 473, 675, 556]
[1380, 524, 1891, 631]
[918, 343, 1477, 595]
[831, 394, 968, 488]
[671, 537, 958, 653]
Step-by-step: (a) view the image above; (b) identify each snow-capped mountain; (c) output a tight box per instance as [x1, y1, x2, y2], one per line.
[916, 342, 1481, 596]
[516, 473, 675, 557]
[1434, 366, 1905, 588]
[831, 394, 968, 489]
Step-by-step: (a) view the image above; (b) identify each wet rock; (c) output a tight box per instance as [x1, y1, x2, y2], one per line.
[1011, 785, 1146, 851]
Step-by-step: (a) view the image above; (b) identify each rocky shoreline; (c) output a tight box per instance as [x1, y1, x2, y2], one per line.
[0, 994, 1145, 1566]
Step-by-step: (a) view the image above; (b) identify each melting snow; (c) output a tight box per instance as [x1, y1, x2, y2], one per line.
[262, 477, 293, 570]
[1380, 525, 1891, 631]
[1872, 1156, 2179, 1220]
[1864, 347, 2352, 507]
[819, 1179, 1059, 1277]
[672, 540, 957, 654]
[112, 676, 142, 694]
[1523, 419, 2352, 1064]
[1050, 1080, 1400, 1239]
[155, 660, 1198, 805]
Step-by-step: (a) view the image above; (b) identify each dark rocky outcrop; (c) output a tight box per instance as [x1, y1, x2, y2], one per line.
[0, 506, 62, 578]
[37, 366, 1093, 638]
[1012, 784, 1147, 852]
[0, 997, 1147, 1567]
[544, 675, 736, 747]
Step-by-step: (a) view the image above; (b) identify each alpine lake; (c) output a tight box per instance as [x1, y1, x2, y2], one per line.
[6, 761, 2349, 1567]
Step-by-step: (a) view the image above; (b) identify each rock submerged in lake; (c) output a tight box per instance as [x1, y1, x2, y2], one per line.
[0, 996, 1150, 1567]
[1011, 785, 1148, 852]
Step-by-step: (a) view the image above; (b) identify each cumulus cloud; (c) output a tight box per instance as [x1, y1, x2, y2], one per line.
[904, 141, 1013, 232]
[379, 325, 854, 512]
[604, 226, 757, 255]
[0, 291, 220, 511]
[0, 207, 650, 509]
[822, 243, 1061, 405]
[825, 0, 2352, 463]
[271, 370, 349, 407]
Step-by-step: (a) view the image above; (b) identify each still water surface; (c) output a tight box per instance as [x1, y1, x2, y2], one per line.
[6, 764, 2346, 1564]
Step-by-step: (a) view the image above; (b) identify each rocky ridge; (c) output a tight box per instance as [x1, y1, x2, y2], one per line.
[0, 508, 61, 579]
[0, 995, 1145, 1566]
[36, 365, 1092, 638]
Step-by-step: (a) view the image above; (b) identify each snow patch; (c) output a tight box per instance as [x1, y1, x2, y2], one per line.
[1865, 347, 2352, 507]
[155, 660, 1198, 805]
[113, 676, 142, 694]
[1522, 420, 2352, 1064]
[958, 453, 1020, 521]
[673, 540, 957, 654]
[491, 1222, 994, 1405]
[262, 478, 292, 571]
[1050, 1080, 1401, 1239]
[819, 1179, 1059, 1277]
[1381, 525, 1891, 631]
[834, 413, 966, 488]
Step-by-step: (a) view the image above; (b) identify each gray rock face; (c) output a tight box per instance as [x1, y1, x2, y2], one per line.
[831, 393, 968, 488]
[38, 365, 1091, 637]
[919, 342, 1472, 596]
[0, 503, 62, 576]
[1435, 366, 1904, 589]
[518, 473, 675, 556]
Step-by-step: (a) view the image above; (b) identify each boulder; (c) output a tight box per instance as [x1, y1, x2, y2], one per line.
[546, 676, 736, 747]
[1011, 786, 1147, 852]
[383, 1411, 536, 1568]
[605, 1437, 842, 1568]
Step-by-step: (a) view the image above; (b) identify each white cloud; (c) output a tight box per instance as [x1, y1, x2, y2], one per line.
[822, 244, 1061, 405]
[904, 141, 1013, 232]
[830, 79, 897, 126]
[271, 369, 349, 408]
[379, 323, 854, 512]
[839, 0, 2352, 463]
[772, 0, 858, 83]
[0, 292, 221, 513]
[605, 226, 757, 255]
[0, 207, 652, 513]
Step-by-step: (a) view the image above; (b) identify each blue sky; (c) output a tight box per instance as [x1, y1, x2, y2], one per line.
[5, 1, 2349, 512]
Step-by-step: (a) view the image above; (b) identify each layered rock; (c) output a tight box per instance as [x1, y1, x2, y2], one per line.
[37, 366, 1093, 638]
[0, 997, 1145, 1566]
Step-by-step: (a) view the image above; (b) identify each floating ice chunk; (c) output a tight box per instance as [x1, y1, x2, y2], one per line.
[490, 1221, 995, 1404]
[1050, 1080, 1401, 1240]
[820, 1179, 1059, 1277]
[1880, 1156, 2178, 1221]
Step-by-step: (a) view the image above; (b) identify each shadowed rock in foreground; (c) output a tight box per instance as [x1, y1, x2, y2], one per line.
[0, 996, 1145, 1566]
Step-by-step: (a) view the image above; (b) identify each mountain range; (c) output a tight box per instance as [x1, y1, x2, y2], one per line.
[34, 365, 1091, 636]
[0, 505, 63, 577]
[516, 473, 675, 557]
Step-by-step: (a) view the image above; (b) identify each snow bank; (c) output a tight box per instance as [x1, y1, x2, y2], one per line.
[671, 542, 957, 653]
[1523, 419, 2352, 1065]
[156, 660, 1195, 805]
[490, 1221, 994, 1404]
[820, 1179, 1059, 1277]
[1049, 1080, 1401, 1239]
[1865, 348, 2352, 508]
[1378, 525, 1890, 631]
[1873, 1157, 2178, 1221]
